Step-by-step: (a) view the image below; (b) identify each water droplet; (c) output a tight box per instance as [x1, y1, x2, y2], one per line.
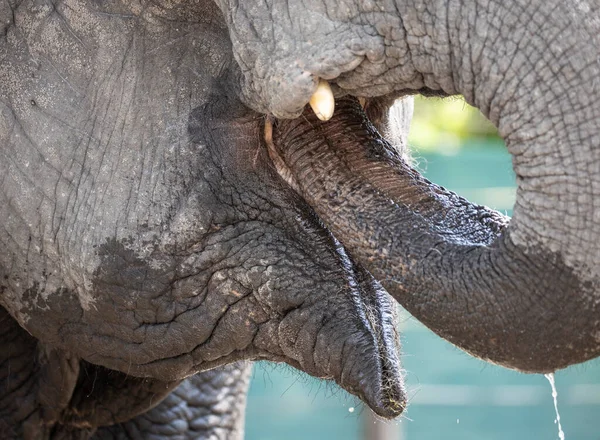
[456, 419, 460, 424]
[348, 407, 355, 413]
[545, 373, 566, 440]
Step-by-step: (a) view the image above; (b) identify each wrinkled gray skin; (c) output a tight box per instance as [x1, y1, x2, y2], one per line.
[1, 0, 599, 438]
[1, 0, 405, 437]
[220, 0, 600, 370]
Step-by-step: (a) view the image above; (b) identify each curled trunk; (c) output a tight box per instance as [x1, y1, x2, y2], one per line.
[256, 0, 600, 373]
[271, 97, 600, 372]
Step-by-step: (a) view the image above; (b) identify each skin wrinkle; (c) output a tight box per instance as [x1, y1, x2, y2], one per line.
[14, 0, 600, 434]
[2, 3, 408, 436]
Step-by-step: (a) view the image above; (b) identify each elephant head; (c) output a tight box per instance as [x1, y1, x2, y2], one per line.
[1, 0, 599, 437]
[0, 0, 405, 435]
[216, 0, 600, 373]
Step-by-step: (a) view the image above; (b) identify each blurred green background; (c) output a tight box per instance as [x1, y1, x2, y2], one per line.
[244, 96, 600, 439]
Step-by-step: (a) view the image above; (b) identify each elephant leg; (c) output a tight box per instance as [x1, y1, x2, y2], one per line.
[93, 362, 252, 440]
[0, 305, 80, 439]
[0, 305, 40, 439]
[0, 304, 184, 439]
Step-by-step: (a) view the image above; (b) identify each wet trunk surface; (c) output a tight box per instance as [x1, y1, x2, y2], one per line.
[271, 97, 600, 372]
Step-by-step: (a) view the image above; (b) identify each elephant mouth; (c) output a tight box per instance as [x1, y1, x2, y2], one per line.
[263, 97, 408, 418]
[329, 255, 406, 419]
[273, 260, 407, 419]
[264, 94, 406, 205]
[220, 0, 600, 379]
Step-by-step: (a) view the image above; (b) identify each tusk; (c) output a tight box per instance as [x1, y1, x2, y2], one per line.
[309, 79, 335, 121]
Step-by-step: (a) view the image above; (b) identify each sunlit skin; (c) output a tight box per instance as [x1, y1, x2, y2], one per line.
[2, 0, 600, 437]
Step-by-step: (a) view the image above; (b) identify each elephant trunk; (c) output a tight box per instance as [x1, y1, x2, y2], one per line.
[271, 94, 600, 373]
[221, 0, 600, 370]
[266, 0, 600, 372]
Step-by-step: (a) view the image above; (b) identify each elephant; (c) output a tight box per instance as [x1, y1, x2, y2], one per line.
[1, 0, 599, 438]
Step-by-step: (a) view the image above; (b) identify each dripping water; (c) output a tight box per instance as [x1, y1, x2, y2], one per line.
[545, 373, 566, 440]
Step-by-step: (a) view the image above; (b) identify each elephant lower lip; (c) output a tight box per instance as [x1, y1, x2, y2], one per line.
[281, 351, 406, 419]
[277, 270, 406, 418]
[265, 101, 406, 418]
[350, 268, 406, 418]
[344, 336, 406, 419]
[368, 393, 406, 419]
[352, 362, 407, 418]
[361, 280, 406, 419]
